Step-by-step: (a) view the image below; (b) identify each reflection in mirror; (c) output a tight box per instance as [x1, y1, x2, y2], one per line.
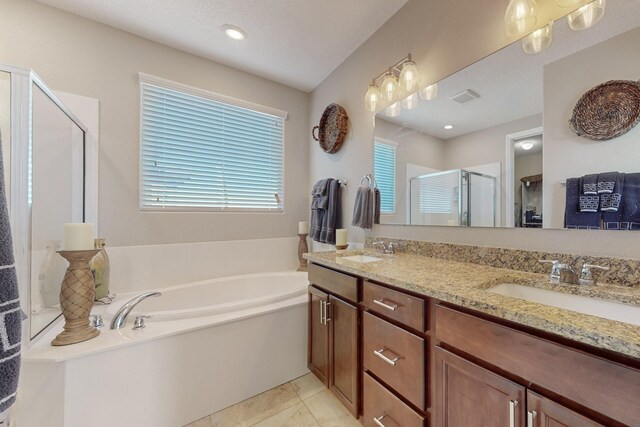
[30, 82, 84, 339]
[373, 1, 640, 230]
[0, 71, 10, 198]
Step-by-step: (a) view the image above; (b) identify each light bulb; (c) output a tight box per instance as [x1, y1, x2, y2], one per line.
[504, 0, 538, 37]
[364, 82, 382, 112]
[401, 93, 419, 110]
[419, 83, 438, 100]
[521, 142, 534, 150]
[221, 24, 247, 40]
[380, 72, 400, 102]
[385, 102, 401, 117]
[522, 21, 553, 54]
[567, 0, 605, 31]
[398, 60, 420, 92]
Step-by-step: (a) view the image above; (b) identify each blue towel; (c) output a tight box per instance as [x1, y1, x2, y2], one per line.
[600, 173, 624, 212]
[581, 174, 598, 195]
[604, 173, 640, 230]
[565, 178, 600, 229]
[0, 130, 21, 414]
[597, 171, 618, 194]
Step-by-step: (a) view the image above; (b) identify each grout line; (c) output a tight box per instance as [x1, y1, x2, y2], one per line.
[302, 400, 322, 427]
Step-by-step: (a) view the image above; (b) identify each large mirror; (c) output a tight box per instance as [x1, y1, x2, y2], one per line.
[374, 1, 640, 230]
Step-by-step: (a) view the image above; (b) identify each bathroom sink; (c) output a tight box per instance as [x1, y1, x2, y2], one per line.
[488, 283, 640, 326]
[340, 255, 384, 263]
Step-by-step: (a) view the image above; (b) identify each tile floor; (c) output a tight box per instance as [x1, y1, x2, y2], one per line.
[184, 373, 361, 427]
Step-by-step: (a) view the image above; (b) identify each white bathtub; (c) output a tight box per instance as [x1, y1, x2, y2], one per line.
[20, 271, 310, 427]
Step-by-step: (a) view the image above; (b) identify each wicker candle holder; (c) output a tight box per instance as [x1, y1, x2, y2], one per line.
[297, 234, 309, 272]
[52, 249, 101, 346]
[335, 244, 348, 251]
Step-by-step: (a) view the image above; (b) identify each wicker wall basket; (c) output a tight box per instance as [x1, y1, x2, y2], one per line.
[569, 79, 640, 141]
[312, 103, 349, 153]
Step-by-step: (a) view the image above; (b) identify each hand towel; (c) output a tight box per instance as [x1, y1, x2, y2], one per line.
[0, 130, 21, 414]
[581, 174, 598, 195]
[597, 171, 618, 194]
[600, 173, 624, 212]
[374, 188, 381, 225]
[564, 177, 600, 229]
[604, 173, 640, 230]
[310, 179, 332, 242]
[352, 187, 372, 229]
[319, 179, 341, 244]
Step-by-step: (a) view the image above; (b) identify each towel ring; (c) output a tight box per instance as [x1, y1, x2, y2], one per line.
[360, 175, 372, 187]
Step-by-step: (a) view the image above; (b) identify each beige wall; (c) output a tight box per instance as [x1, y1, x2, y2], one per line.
[0, 0, 310, 246]
[543, 26, 640, 228]
[310, 0, 640, 260]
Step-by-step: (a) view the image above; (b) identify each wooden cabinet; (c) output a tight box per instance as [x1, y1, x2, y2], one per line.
[434, 347, 525, 427]
[362, 373, 425, 427]
[526, 391, 605, 427]
[362, 280, 425, 332]
[307, 265, 359, 417]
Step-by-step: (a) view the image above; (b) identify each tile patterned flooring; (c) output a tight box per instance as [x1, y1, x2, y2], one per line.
[184, 373, 361, 427]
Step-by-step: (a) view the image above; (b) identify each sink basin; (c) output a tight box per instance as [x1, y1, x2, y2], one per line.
[488, 283, 640, 326]
[340, 255, 384, 263]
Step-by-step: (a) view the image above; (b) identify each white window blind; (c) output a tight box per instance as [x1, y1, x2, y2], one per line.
[140, 78, 285, 212]
[419, 171, 458, 214]
[374, 141, 396, 214]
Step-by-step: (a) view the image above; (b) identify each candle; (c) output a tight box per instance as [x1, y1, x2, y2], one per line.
[64, 223, 95, 250]
[298, 221, 309, 235]
[336, 229, 348, 246]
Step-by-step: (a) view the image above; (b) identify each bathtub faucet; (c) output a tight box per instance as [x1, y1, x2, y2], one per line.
[110, 292, 162, 330]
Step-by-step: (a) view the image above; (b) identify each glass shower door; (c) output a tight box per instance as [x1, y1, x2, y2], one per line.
[410, 169, 462, 226]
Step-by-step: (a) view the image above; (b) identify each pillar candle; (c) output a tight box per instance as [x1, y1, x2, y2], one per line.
[336, 229, 348, 246]
[298, 221, 309, 234]
[64, 223, 95, 250]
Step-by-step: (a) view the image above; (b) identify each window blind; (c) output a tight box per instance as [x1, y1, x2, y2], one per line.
[419, 171, 458, 214]
[140, 81, 285, 212]
[374, 141, 396, 214]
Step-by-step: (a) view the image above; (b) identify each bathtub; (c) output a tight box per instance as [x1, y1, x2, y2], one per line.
[19, 271, 310, 427]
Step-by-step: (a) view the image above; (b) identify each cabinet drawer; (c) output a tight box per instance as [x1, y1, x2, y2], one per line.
[363, 312, 426, 410]
[363, 280, 425, 331]
[435, 305, 640, 426]
[363, 373, 425, 427]
[308, 263, 358, 302]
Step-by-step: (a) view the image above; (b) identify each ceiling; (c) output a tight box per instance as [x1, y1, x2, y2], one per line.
[378, 0, 640, 140]
[514, 135, 543, 157]
[36, 0, 409, 92]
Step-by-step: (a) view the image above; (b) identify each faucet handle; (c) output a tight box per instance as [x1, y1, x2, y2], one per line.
[579, 264, 610, 286]
[539, 260, 561, 283]
[90, 314, 104, 328]
[132, 315, 151, 330]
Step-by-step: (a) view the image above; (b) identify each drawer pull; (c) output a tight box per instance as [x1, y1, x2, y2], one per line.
[325, 301, 332, 323]
[509, 400, 518, 427]
[527, 410, 537, 427]
[374, 348, 399, 366]
[373, 415, 388, 427]
[373, 298, 398, 311]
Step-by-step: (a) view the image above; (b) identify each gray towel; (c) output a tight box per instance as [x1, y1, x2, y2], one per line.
[352, 187, 373, 229]
[310, 179, 332, 242]
[597, 171, 618, 194]
[0, 130, 21, 413]
[319, 179, 341, 244]
[581, 174, 598, 195]
[604, 173, 640, 230]
[565, 178, 600, 229]
[600, 173, 624, 212]
[374, 188, 381, 225]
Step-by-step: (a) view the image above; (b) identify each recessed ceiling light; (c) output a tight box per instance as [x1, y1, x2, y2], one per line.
[222, 24, 247, 41]
[444, 125, 454, 130]
[521, 142, 534, 150]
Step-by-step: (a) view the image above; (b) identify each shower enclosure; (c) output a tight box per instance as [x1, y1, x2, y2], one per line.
[0, 63, 88, 341]
[409, 169, 496, 227]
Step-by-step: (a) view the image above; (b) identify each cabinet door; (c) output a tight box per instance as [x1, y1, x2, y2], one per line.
[526, 391, 605, 427]
[434, 347, 525, 427]
[308, 286, 329, 386]
[329, 294, 359, 417]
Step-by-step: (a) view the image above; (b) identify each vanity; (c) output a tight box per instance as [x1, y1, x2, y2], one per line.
[304, 250, 640, 427]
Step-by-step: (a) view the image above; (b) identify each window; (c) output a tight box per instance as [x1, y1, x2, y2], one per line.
[419, 170, 457, 214]
[139, 74, 286, 212]
[373, 140, 397, 214]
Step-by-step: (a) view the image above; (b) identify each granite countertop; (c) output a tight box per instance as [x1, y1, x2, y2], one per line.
[304, 250, 640, 360]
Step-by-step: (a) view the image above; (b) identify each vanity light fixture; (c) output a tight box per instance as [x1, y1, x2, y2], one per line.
[444, 124, 454, 130]
[521, 141, 534, 150]
[398, 55, 421, 92]
[222, 24, 247, 40]
[567, 0, 606, 31]
[401, 93, 419, 110]
[504, 0, 538, 37]
[419, 83, 438, 100]
[522, 21, 553, 54]
[380, 70, 400, 103]
[385, 102, 402, 117]
[556, 0, 589, 7]
[364, 80, 382, 112]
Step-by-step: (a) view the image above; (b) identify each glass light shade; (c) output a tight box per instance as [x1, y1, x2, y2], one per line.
[380, 73, 400, 102]
[567, 0, 605, 31]
[556, 0, 588, 7]
[398, 61, 420, 92]
[385, 102, 401, 117]
[419, 83, 438, 100]
[521, 21, 553, 54]
[504, 0, 538, 37]
[364, 84, 382, 112]
[401, 93, 419, 110]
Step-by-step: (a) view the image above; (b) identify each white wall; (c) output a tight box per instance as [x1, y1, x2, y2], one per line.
[0, 73, 10, 200]
[310, 0, 640, 260]
[543, 26, 640, 228]
[0, 0, 310, 247]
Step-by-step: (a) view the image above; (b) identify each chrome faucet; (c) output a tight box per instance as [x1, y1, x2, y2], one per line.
[373, 240, 396, 254]
[539, 260, 577, 285]
[110, 292, 161, 330]
[578, 263, 610, 286]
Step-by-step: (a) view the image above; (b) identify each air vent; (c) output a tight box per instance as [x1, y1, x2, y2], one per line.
[450, 89, 480, 104]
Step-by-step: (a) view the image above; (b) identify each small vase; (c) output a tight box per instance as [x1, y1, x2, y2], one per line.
[89, 238, 110, 300]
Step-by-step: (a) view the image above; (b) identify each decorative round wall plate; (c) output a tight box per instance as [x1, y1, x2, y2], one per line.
[312, 103, 349, 153]
[569, 79, 640, 141]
